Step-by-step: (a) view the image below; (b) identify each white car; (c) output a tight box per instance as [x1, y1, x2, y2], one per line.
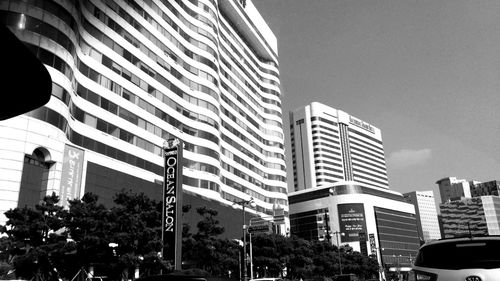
[411, 236, 500, 281]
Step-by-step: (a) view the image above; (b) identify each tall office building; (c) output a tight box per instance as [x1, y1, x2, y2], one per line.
[403, 191, 441, 242]
[0, 0, 287, 234]
[289, 102, 389, 191]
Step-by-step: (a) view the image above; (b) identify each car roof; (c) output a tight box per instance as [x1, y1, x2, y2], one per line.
[420, 235, 500, 248]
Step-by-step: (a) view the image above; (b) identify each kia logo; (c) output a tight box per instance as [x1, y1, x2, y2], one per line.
[465, 276, 481, 281]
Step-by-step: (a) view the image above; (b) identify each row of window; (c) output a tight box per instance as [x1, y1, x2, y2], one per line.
[221, 162, 286, 194]
[219, 41, 281, 106]
[218, 27, 280, 89]
[222, 147, 285, 182]
[77, 60, 220, 145]
[222, 177, 287, 204]
[76, 69, 285, 186]
[1, 11, 76, 57]
[350, 137, 384, 158]
[36, 20, 286, 199]
[217, 3, 279, 72]
[351, 150, 387, 168]
[348, 128, 383, 146]
[312, 128, 339, 140]
[84, 1, 285, 153]
[350, 154, 387, 172]
[75, 83, 221, 161]
[217, 6, 280, 80]
[126, 0, 283, 128]
[349, 138, 385, 161]
[221, 135, 285, 170]
[84, 2, 220, 109]
[353, 173, 388, 188]
[352, 162, 388, 177]
[313, 147, 342, 157]
[221, 87, 283, 138]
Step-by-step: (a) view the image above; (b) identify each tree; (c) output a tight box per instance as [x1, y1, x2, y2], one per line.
[107, 189, 168, 278]
[1, 192, 69, 280]
[182, 207, 239, 277]
[64, 192, 112, 277]
[64, 190, 170, 279]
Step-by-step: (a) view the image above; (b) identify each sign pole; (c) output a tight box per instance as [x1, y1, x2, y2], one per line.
[161, 138, 183, 270]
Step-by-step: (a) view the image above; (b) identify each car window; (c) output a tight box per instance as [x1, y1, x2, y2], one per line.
[414, 239, 500, 269]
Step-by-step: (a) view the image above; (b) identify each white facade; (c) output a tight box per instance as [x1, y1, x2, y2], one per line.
[403, 191, 441, 242]
[289, 102, 389, 191]
[0, 0, 287, 226]
[481, 196, 500, 235]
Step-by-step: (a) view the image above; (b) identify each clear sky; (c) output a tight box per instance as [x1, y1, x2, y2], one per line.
[252, 0, 500, 198]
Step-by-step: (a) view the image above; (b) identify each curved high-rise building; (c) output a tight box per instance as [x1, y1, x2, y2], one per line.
[0, 0, 287, 234]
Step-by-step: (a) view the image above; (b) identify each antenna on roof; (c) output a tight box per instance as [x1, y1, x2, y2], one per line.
[467, 222, 472, 238]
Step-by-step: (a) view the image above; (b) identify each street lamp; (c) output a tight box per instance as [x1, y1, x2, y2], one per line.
[372, 246, 385, 281]
[393, 254, 402, 281]
[234, 197, 256, 281]
[332, 231, 345, 275]
[249, 216, 274, 279]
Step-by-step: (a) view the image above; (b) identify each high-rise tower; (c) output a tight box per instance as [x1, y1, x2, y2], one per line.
[0, 0, 287, 232]
[289, 102, 389, 191]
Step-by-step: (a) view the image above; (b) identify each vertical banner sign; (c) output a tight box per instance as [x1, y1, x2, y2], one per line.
[358, 232, 368, 256]
[369, 233, 377, 256]
[162, 138, 183, 270]
[60, 144, 84, 207]
[337, 203, 367, 242]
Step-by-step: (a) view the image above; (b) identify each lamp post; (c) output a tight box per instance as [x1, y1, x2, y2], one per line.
[332, 231, 345, 275]
[372, 246, 385, 281]
[234, 198, 256, 281]
[393, 254, 402, 281]
[249, 216, 274, 279]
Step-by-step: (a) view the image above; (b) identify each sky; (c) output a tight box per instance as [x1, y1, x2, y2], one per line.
[252, 0, 500, 198]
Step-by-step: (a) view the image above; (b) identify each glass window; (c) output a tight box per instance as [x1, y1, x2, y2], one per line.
[96, 119, 107, 132]
[107, 102, 118, 115]
[88, 68, 99, 82]
[86, 90, 99, 105]
[84, 114, 97, 128]
[108, 124, 119, 138]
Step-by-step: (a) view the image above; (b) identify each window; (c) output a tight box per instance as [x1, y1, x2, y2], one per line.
[84, 114, 97, 127]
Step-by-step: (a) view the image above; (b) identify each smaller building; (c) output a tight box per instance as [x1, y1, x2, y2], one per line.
[439, 196, 500, 238]
[403, 191, 441, 242]
[471, 180, 500, 197]
[436, 177, 476, 203]
[289, 181, 420, 273]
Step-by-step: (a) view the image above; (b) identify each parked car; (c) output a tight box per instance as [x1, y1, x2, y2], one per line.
[411, 235, 500, 281]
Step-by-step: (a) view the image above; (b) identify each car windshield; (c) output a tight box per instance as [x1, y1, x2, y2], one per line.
[414, 239, 500, 269]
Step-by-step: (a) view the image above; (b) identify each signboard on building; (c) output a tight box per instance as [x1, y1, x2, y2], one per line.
[359, 232, 368, 256]
[337, 203, 367, 242]
[162, 139, 183, 270]
[273, 206, 285, 224]
[369, 233, 377, 256]
[248, 222, 272, 234]
[60, 144, 84, 207]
